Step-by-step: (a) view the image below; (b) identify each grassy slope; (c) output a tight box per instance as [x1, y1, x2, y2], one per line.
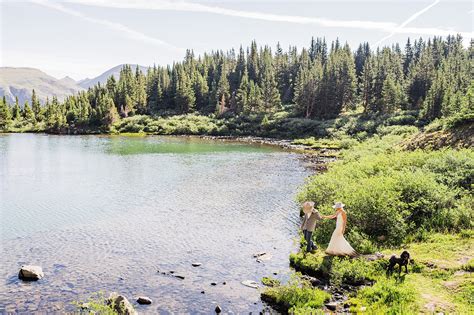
[262, 130, 473, 314]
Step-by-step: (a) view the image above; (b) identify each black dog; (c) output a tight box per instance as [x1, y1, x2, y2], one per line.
[387, 251, 410, 276]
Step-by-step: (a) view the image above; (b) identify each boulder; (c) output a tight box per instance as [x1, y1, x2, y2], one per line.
[18, 265, 44, 281]
[325, 302, 338, 311]
[215, 305, 222, 313]
[136, 296, 152, 305]
[107, 293, 137, 315]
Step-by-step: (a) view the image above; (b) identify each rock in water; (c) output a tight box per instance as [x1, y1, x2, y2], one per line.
[241, 280, 259, 289]
[136, 296, 152, 305]
[18, 265, 44, 281]
[325, 302, 338, 311]
[107, 293, 137, 315]
[215, 305, 222, 313]
[256, 253, 272, 263]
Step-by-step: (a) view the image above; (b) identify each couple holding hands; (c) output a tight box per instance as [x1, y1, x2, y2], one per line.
[300, 201, 356, 257]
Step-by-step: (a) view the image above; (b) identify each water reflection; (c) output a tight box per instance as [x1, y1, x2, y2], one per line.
[0, 134, 309, 314]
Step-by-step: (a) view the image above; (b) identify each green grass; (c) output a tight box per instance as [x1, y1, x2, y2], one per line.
[284, 233, 474, 314]
[261, 276, 281, 287]
[261, 278, 330, 313]
[349, 277, 418, 314]
[290, 250, 381, 285]
[73, 292, 119, 315]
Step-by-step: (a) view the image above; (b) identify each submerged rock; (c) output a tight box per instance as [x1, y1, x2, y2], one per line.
[136, 296, 152, 305]
[18, 265, 44, 281]
[107, 292, 137, 315]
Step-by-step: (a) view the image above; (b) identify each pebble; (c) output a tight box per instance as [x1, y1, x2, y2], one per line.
[136, 296, 152, 305]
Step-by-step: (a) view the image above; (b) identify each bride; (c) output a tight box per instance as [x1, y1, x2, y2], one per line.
[323, 202, 357, 257]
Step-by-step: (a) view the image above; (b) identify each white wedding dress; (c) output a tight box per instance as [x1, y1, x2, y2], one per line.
[325, 212, 357, 256]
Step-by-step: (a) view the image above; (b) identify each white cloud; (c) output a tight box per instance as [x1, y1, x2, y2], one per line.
[64, 0, 473, 40]
[30, 0, 183, 53]
[374, 0, 441, 46]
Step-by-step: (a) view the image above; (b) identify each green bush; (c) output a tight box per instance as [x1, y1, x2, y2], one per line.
[376, 125, 418, 136]
[298, 136, 474, 248]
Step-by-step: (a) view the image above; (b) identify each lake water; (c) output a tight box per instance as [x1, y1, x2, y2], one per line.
[0, 133, 310, 314]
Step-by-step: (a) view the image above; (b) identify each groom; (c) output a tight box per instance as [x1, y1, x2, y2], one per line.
[301, 201, 322, 253]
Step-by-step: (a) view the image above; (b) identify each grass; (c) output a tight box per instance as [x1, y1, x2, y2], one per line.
[261, 277, 330, 313]
[73, 292, 119, 314]
[349, 278, 418, 314]
[261, 276, 281, 287]
[382, 233, 474, 270]
[282, 233, 474, 314]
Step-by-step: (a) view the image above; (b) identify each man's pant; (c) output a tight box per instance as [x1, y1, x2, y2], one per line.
[303, 230, 316, 252]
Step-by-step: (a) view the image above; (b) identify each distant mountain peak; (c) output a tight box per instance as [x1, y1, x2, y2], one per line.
[0, 67, 83, 106]
[0, 64, 149, 106]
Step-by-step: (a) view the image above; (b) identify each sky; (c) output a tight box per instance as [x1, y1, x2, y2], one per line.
[1, 0, 472, 80]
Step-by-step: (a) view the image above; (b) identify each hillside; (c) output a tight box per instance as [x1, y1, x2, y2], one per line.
[78, 64, 148, 89]
[0, 67, 83, 106]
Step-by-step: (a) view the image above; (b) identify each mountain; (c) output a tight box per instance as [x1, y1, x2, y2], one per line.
[78, 64, 148, 89]
[0, 67, 83, 106]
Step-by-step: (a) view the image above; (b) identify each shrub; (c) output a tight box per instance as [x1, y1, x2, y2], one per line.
[385, 114, 417, 126]
[376, 125, 418, 136]
[298, 136, 474, 247]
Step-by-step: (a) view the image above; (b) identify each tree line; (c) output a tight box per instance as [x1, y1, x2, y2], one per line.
[0, 35, 472, 131]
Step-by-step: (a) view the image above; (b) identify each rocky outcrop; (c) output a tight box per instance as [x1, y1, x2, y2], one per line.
[18, 265, 44, 281]
[107, 293, 137, 315]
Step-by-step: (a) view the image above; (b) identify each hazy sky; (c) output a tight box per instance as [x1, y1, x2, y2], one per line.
[1, 0, 472, 80]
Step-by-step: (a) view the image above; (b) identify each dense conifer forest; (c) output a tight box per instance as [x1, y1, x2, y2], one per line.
[0, 35, 472, 133]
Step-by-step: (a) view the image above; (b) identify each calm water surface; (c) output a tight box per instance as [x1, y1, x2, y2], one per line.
[0, 133, 310, 314]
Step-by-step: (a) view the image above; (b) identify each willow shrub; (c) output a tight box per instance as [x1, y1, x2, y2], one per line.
[298, 136, 474, 249]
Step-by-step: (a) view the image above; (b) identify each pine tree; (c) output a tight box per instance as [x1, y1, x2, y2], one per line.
[215, 60, 230, 110]
[259, 47, 281, 112]
[31, 89, 42, 122]
[193, 71, 209, 112]
[381, 74, 406, 113]
[247, 80, 263, 113]
[174, 66, 196, 113]
[12, 97, 21, 120]
[294, 60, 323, 118]
[135, 66, 147, 114]
[236, 69, 250, 113]
[0, 96, 12, 130]
[22, 101, 36, 123]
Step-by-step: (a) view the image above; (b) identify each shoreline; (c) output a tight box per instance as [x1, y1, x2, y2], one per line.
[2, 132, 340, 171]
